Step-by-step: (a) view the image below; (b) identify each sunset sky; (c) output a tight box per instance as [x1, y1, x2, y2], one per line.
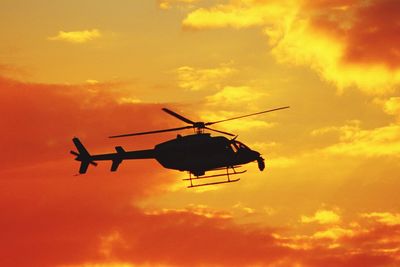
[1, 0, 400, 266]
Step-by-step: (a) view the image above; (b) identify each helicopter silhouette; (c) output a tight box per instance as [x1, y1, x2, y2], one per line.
[71, 106, 289, 188]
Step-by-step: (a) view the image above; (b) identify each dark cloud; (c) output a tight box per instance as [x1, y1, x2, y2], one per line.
[0, 75, 176, 170]
[310, 0, 400, 68]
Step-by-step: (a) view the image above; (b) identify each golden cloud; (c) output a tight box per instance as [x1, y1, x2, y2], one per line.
[144, 204, 232, 219]
[48, 29, 101, 43]
[159, 0, 198, 10]
[182, 0, 400, 94]
[117, 97, 142, 104]
[319, 123, 400, 157]
[183, 0, 296, 29]
[59, 263, 134, 267]
[233, 202, 256, 215]
[361, 212, 400, 226]
[175, 63, 236, 91]
[206, 85, 264, 105]
[383, 97, 400, 116]
[200, 89, 275, 132]
[313, 226, 355, 240]
[301, 209, 341, 224]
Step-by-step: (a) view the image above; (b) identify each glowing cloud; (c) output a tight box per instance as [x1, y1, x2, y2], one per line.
[117, 97, 142, 104]
[183, 0, 296, 29]
[59, 264, 134, 267]
[362, 212, 400, 226]
[144, 204, 232, 219]
[313, 226, 355, 240]
[175, 63, 236, 91]
[301, 209, 341, 224]
[48, 29, 101, 43]
[269, 9, 400, 94]
[182, 0, 400, 93]
[159, 0, 198, 10]
[382, 97, 400, 115]
[206, 85, 263, 105]
[318, 123, 400, 157]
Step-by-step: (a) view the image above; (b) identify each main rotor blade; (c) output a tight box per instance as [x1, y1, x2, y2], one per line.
[206, 106, 290, 125]
[109, 126, 193, 138]
[204, 126, 235, 137]
[162, 108, 195, 125]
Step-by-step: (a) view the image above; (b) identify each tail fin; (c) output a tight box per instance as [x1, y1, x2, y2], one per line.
[70, 137, 97, 174]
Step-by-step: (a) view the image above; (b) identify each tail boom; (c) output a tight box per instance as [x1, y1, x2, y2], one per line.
[71, 137, 155, 173]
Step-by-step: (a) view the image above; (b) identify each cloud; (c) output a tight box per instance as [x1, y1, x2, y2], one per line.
[313, 226, 355, 240]
[175, 63, 236, 91]
[0, 72, 180, 267]
[382, 97, 400, 115]
[311, 0, 400, 69]
[2, 159, 400, 267]
[86, 79, 100, 85]
[158, 0, 198, 10]
[2, 67, 400, 267]
[48, 29, 101, 43]
[0, 72, 179, 185]
[199, 101, 275, 132]
[233, 202, 256, 215]
[144, 204, 232, 219]
[301, 209, 341, 224]
[59, 264, 134, 267]
[0, 63, 30, 78]
[0, 71, 283, 267]
[117, 97, 142, 104]
[183, 0, 294, 29]
[181, 0, 400, 93]
[361, 212, 400, 226]
[206, 85, 264, 105]
[317, 122, 400, 157]
[1, 200, 292, 267]
[301, 0, 400, 93]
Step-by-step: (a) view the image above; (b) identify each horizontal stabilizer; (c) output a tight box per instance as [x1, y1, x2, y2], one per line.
[111, 159, 122, 172]
[79, 161, 90, 174]
[110, 146, 125, 172]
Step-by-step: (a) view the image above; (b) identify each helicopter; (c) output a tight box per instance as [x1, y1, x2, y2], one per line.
[71, 106, 289, 188]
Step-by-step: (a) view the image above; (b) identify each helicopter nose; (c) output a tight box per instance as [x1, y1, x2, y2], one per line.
[237, 149, 262, 165]
[249, 150, 264, 171]
[257, 156, 265, 171]
[251, 150, 261, 160]
[243, 150, 261, 162]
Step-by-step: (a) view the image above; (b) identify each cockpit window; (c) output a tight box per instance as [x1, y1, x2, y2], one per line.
[228, 141, 249, 153]
[230, 143, 238, 153]
[234, 141, 249, 150]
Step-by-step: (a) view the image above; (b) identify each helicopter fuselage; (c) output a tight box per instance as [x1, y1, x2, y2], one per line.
[154, 133, 261, 176]
[74, 133, 263, 176]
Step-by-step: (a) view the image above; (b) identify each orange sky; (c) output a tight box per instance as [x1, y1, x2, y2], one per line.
[1, 0, 400, 266]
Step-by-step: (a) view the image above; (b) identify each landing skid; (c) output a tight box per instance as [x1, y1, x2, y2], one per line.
[183, 167, 246, 188]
